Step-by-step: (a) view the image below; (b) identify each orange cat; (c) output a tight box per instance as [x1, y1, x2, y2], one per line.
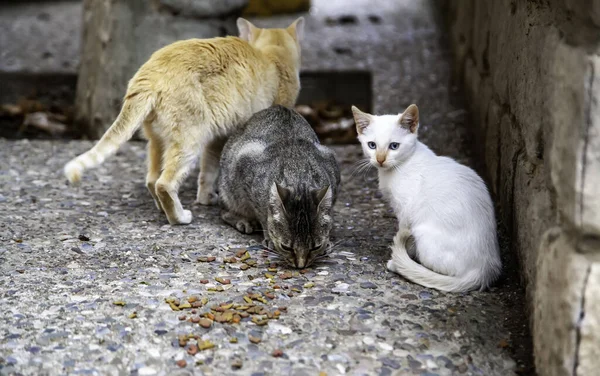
[64, 17, 304, 225]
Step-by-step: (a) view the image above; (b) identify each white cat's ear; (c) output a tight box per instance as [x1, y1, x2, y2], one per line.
[352, 106, 373, 134]
[237, 18, 257, 42]
[287, 17, 305, 42]
[314, 185, 333, 211]
[399, 104, 419, 133]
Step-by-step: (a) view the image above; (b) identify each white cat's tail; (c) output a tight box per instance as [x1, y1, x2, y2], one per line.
[64, 95, 154, 184]
[387, 230, 491, 293]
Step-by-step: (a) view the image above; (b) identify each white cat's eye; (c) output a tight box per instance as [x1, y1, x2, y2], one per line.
[281, 244, 294, 252]
[367, 142, 376, 149]
[389, 142, 400, 150]
[311, 244, 322, 252]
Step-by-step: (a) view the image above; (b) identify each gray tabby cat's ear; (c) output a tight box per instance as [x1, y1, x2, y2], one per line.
[271, 182, 291, 203]
[399, 104, 419, 133]
[237, 18, 257, 42]
[287, 17, 305, 42]
[276, 183, 291, 202]
[314, 185, 332, 211]
[270, 182, 289, 214]
[351, 106, 373, 134]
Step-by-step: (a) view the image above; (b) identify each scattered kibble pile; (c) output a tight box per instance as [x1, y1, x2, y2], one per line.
[162, 246, 317, 368]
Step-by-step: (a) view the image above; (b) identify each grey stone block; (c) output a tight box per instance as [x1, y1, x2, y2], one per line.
[0, 0, 81, 74]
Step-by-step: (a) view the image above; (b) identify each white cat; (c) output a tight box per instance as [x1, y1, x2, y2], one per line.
[352, 104, 501, 292]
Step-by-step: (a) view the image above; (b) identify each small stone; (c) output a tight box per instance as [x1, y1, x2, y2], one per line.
[381, 358, 400, 369]
[138, 367, 158, 375]
[200, 279, 209, 284]
[457, 364, 468, 373]
[178, 315, 186, 321]
[419, 291, 432, 300]
[332, 283, 350, 293]
[409, 359, 423, 370]
[272, 349, 284, 357]
[176, 360, 187, 368]
[363, 336, 375, 345]
[400, 294, 418, 300]
[360, 281, 377, 289]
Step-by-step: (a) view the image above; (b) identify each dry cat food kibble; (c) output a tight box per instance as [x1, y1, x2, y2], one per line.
[163, 244, 319, 362]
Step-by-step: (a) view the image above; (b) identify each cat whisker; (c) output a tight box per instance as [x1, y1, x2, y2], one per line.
[350, 159, 372, 178]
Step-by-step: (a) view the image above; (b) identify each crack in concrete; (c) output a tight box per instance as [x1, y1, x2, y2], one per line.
[572, 264, 591, 376]
[579, 60, 594, 227]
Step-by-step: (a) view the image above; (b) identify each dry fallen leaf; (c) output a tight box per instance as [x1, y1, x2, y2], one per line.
[22, 112, 67, 135]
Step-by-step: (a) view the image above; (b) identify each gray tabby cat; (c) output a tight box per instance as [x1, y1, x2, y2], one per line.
[218, 105, 341, 268]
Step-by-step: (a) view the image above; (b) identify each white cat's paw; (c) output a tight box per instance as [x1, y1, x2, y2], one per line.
[386, 260, 397, 273]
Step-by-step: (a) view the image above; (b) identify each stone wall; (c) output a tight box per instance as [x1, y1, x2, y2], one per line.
[76, 0, 247, 138]
[444, 1, 600, 375]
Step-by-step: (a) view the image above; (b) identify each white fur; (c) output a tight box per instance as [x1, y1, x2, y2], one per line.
[236, 141, 266, 161]
[357, 109, 502, 292]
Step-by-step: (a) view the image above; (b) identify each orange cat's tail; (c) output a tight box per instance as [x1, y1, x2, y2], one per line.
[64, 94, 154, 184]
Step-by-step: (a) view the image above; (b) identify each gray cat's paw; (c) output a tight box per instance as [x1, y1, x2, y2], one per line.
[195, 191, 218, 206]
[235, 220, 254, 234]
[262, 238, 274, 250]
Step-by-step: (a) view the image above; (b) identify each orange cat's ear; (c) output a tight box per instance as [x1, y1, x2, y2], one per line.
[287, 17, 305, 42]
[352, 106, 373, 134]
[399, 104, 419, 133]
[237, 18, 257, 42]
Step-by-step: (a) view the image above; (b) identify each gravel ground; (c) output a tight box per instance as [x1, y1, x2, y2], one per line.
[0, 0, 532, 375]
[1, 141, 527, 376]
